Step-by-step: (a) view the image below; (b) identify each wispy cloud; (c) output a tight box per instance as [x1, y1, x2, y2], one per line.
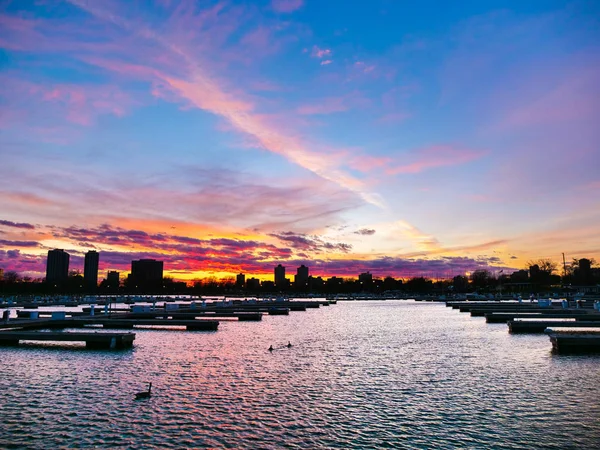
[271, 0, 304, 14]
[0, 220, 35, 230]
[61, 1, 381, 207]
[297, 93, 368, 115]
[0, 239, 39, 247]
[387, 145, 485, 175]
[270, 231, 352, 253]
[0, 75, 134, 127]
[354, 61, 375, 73]
[499, 64, 600, 129]
[396, 220, 442, 253]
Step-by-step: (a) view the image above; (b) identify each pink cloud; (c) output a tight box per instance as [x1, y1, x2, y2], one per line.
[297, 97, 348, 115]
[0, 75, 134, 128]
[1, 3, 381, 208]
[241, 26, 272, 49]
[271, 0, 304, 14]
[62, 3, 382, 207]
[1, 191, 55, 207]
[354, 61, 375, 73]
[297, 93, 369, 115]
[0, 14, 41, 51]
[43, 85, 131, 125]
[387, 145, 486, 175]
[347, 155, 393, 172]
[499, 65, 600, 129]
[311, 45, 331, 59]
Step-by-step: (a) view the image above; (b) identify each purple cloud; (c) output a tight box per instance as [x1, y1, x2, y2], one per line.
[0, 219, 35, 229]
[354, 228, 376, 235]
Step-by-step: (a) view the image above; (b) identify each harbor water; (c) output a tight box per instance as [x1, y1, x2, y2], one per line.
[0, 300, 598, 449]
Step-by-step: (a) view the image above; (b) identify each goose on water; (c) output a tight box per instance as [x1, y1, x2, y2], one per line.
[135, 382, 152, 400]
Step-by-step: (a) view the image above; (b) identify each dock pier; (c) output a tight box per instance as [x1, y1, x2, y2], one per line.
[0, 297, 338, 352]
[0, 331, 135, 349]
[546, 330, 600, 353]
[447, 300, 600, 352]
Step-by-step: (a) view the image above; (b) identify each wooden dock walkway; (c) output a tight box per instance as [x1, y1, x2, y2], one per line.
[0, 330, 135, 349]
[508, 320, 600, 333]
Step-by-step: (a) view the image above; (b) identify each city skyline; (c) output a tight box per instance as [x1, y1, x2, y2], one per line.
[1, 1, 599, 282]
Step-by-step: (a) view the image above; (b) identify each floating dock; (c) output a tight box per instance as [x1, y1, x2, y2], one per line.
[546, 330, 600, 353]
[486, 313, 600, 323]
[23, 310, 263, 321]
[468, 308, 588, 317]
[87, 318, 219, 331]
[508, 320, 600, 333]
[0, 331, 135, 349]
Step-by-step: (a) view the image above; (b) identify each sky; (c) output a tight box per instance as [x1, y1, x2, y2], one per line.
[0, 0, 599, 282]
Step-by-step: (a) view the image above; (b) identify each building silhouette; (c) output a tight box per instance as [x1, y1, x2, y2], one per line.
[246, 277, 261, 290]
[0, 268, 3, 281]
[107, 271, 120, 289]
[236, 273, 245, 288]
[46, 249, 70, 284]
[274, 264, 286, 287]
[295, 265, 309, 289]
[130, 259, 163, 291]
[326, 276, 343, 290]
[358, 271, 373, 283]
[84, 250, 99, 288]
[575, 258, 593, 285]
[308, 275, 324, 291]
[358, 271, 373, 291]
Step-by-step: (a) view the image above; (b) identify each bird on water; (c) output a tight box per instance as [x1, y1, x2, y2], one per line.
[135, 382, 152, 400]
[287, 341, 292, 348]
[269, 345, 274, 352]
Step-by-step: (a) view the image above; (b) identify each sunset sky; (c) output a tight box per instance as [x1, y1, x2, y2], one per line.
[1, 0, 599, 282]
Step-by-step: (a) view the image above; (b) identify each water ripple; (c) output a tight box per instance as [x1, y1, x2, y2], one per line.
[1, 301, 599, 448]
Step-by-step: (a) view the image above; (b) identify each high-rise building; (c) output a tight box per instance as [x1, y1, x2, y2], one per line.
[0, 268, 4, 281]
[236, 273, 245, 288]
[295, 265, 309, 288]
[84, 250, 99, 288]
[46, 249, 70, 284]
[274, 264, 286, 286]
[130, 259, 164, 291]
[107, 270, 120, 288]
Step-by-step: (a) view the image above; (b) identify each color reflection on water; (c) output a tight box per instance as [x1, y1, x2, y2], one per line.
[0, 301, 598, 449]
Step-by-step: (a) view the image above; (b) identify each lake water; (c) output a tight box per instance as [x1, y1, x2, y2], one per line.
[1, 300, 598, 449]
